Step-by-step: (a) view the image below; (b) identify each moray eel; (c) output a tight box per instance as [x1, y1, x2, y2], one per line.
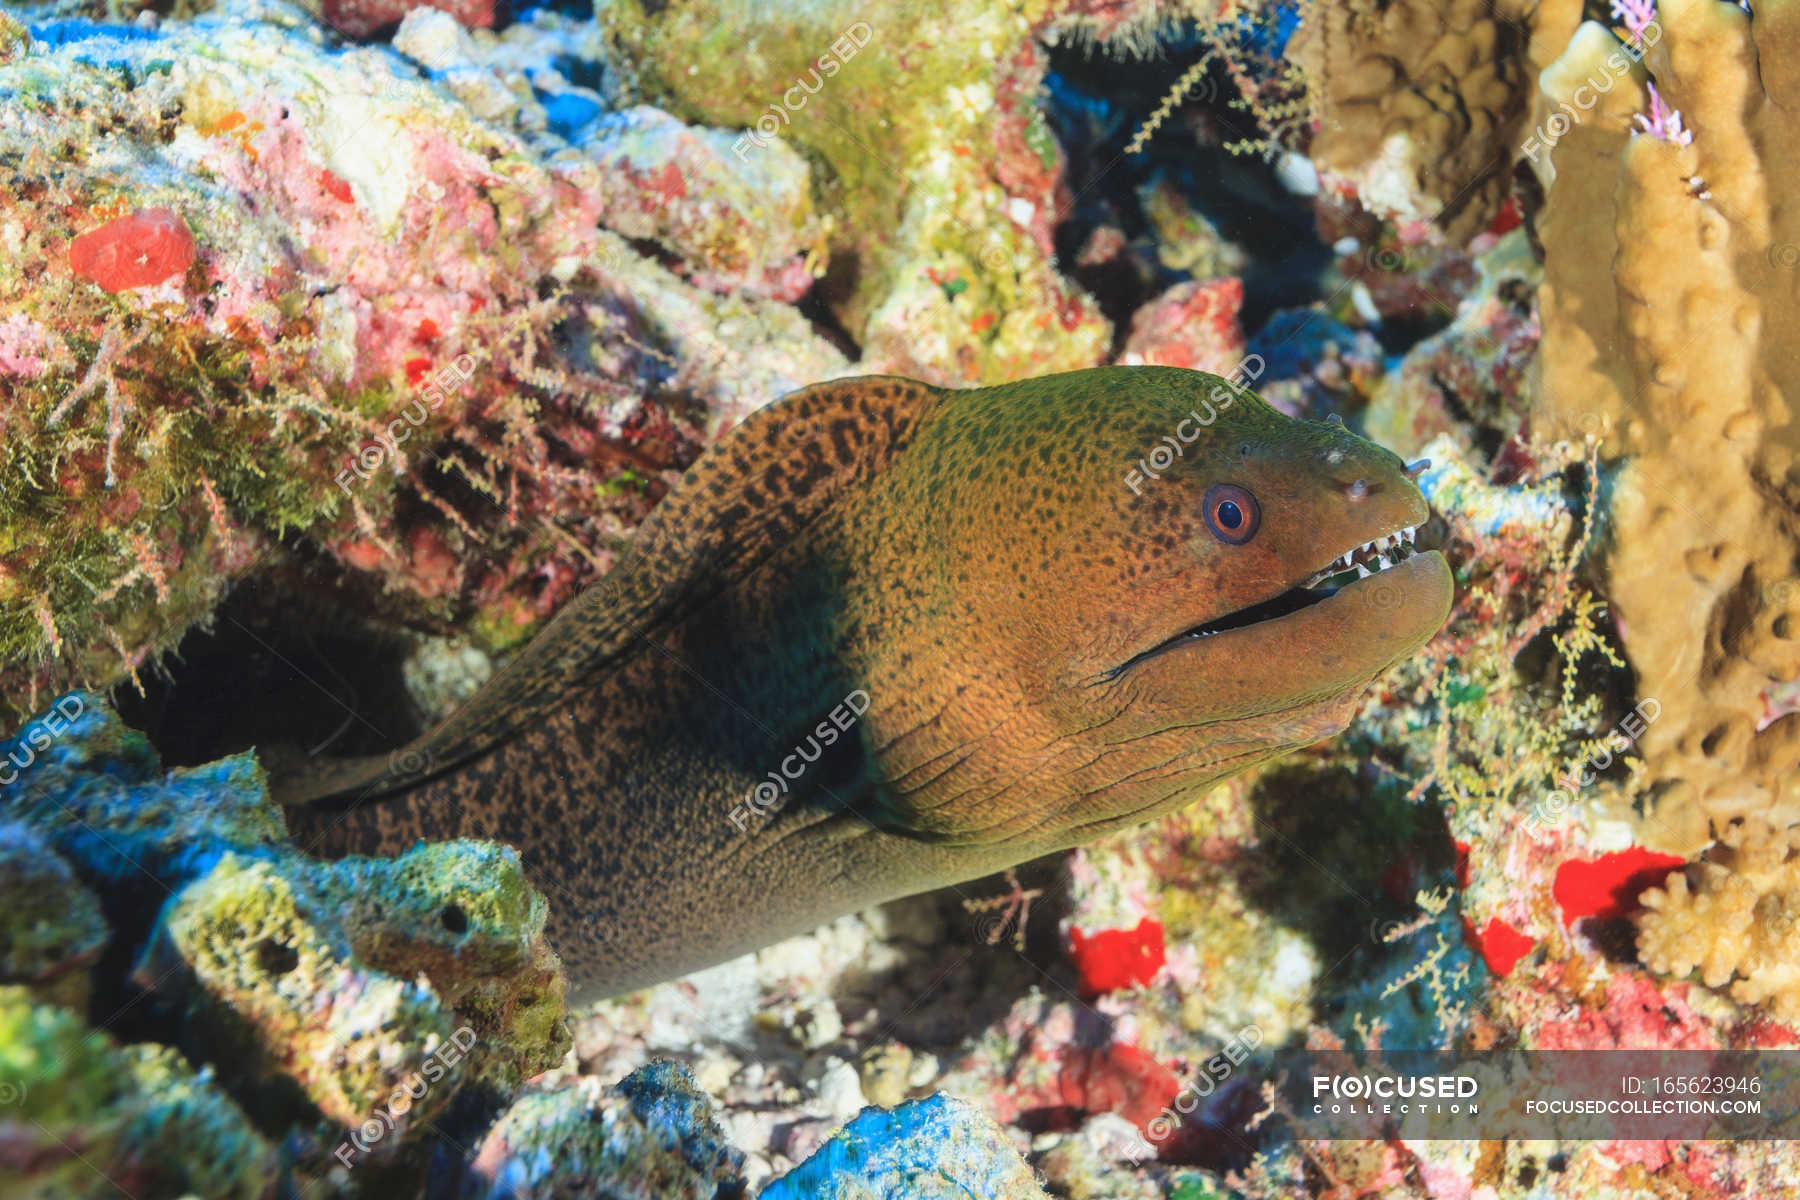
[278, 366, 1452, 1001]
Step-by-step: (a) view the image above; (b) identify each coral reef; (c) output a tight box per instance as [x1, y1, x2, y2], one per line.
[1116, 277, 1246, 371]
[597, 0, 1117, 385]
[1364, 229, 1540, 458]
[8, 0, 1800, 1197]
[584, 105, 827, 302]
[0, 6, 848, 721]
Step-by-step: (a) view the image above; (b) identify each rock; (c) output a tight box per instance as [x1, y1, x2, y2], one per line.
[856, 1041, 913, 1109]
[585, 106, 826, 302]
[463, 1060, 746, 1198]
[141, 852, 468, 1130]
[1, 693, 570, 1175]
[603, 0, 1117, 386]
[1140, 178, 1248, 278]
[0, 821, 108, 1010]
[0, 8, 849, 718]
[807, 1056, 866, 1123]
[1035, 1114, 1162, 1199]
[314, 0, 495, 39]
[1116, 278, 1246, 373]
[760, 1094, 1050, 1200]
[0, 986, 280, 1199]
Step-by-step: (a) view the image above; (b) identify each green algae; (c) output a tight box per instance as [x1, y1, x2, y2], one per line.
[318, 839, 571, 1092]
[1, 692, 571, 1181]
[0, 986, 280, 1199]
[0, 294, 361, 724]
[600, 0, 975, 228]
[153, 851, 463, 1128]
[596, 0, 1110, 382]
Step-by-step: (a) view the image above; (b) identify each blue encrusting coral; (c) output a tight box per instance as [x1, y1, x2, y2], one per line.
[760, 1095, 1050, 1200]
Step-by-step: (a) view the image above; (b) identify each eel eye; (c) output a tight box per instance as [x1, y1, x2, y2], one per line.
[1203, 483, 1260, 545]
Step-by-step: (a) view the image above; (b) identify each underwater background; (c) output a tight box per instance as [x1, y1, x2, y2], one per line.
[3, 0, 1800, 1195]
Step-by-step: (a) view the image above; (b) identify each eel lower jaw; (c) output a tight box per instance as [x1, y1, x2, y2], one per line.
[1114, 525, 1437, 676]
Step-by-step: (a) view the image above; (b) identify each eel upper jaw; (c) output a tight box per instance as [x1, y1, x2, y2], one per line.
[1113, 520, 1433, 677]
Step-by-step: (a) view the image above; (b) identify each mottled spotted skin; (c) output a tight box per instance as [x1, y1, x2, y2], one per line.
[279, 367, 1452, 1000]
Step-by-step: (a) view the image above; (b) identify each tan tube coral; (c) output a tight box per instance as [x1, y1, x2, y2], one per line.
[1288, 0, 1538, 236]
[1532, 0, 1800, 851]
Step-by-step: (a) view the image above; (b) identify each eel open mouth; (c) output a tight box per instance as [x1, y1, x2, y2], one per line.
[1185, 524, 1425, 640]
[1113, 524, 1427, 677]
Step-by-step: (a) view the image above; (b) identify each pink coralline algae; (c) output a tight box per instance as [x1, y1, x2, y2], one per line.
[0, 314, 52, 378]
[319, 0, 495, 38]
[67, 208, 196, 293]
[586, 107, 825, 302]
[1534, 972, 1719, 1050]
[1116, 277, 1246, 372]
[0, 12, 866, 716]
[1055, 1041, 1180, 1133]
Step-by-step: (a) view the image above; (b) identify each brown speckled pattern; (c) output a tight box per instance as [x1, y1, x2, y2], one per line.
[282, 367, 1452, 999]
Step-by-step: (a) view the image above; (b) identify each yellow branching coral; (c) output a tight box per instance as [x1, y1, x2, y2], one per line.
[1126, 54, 1218, 155]
[1638, 820, 1800, 1021]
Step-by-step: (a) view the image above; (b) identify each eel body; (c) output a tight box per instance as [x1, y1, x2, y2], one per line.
[278, 366, 1453, 1001]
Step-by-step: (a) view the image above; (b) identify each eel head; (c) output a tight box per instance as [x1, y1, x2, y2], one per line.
[852, 365, 1453, 853]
